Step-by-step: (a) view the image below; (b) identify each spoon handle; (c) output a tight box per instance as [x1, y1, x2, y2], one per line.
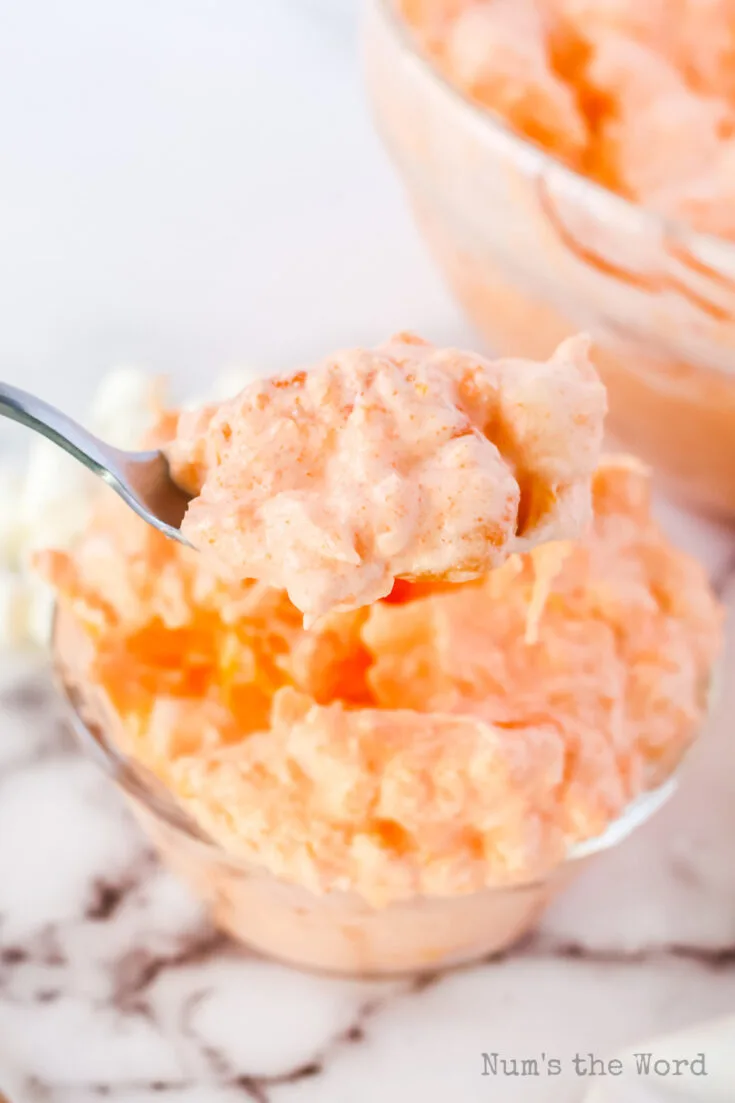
[0, 381, 190, 538]
[0, 381, 112, 474]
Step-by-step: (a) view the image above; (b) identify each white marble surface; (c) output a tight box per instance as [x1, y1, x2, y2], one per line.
[0, 2, 734, 1101]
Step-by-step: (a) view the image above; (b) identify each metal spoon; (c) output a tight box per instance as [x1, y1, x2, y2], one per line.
[0, 381, 191, 541]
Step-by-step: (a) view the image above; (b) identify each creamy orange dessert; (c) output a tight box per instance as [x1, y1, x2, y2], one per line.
[399, 0, 735, 236]
[163, 333, 605, 622]
[40, 449, 721, 911]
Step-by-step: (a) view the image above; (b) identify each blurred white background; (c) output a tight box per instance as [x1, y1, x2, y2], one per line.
[0, 0, 463, 427]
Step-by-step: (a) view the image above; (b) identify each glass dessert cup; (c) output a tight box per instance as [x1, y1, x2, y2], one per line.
[363, 0, 735, 519]
[52, 607, 678, 978]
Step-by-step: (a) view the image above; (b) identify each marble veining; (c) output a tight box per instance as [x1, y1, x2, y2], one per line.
[0, 539, 732, 1103]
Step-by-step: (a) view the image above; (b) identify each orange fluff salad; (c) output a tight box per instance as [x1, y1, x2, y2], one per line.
[163, 333, 605, 623]
[40, 336, 721, 911]
[399, 0, 735, 236]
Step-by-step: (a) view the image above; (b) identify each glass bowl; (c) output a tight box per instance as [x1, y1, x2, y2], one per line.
[363, 0, 735, 518]
[52, 606, 678, 978]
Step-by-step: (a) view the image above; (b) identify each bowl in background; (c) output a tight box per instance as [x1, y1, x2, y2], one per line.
[364, 0, 735, 518]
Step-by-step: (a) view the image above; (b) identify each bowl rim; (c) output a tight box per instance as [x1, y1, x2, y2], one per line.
[369, 0, 735, 263]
